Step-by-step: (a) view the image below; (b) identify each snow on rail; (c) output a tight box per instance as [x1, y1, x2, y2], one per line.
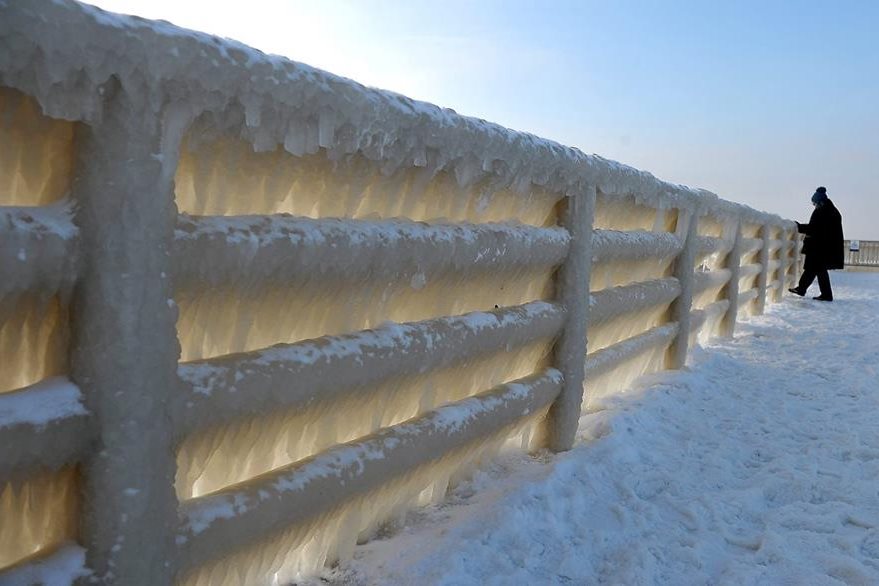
[174, 214, 570, 288]
[694, 269, 732, 294]
[589, 278, 681, 325]
[592, 229, 682, 263]
[0, 377, 86, 430]
[0, 543, 89, 585]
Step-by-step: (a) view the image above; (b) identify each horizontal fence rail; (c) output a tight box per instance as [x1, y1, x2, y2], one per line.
[0, 203, 79, 299]
[0, 1, 801, 584]
[173, 215, 571, 289]
[174, 302, 566, 437]
[0, 378, 91, 479]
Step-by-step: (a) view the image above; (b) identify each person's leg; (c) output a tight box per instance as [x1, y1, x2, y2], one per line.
[816, 269, 833, 300]
[793, 266, 816, 294]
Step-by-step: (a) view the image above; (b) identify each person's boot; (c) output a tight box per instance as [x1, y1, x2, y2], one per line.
[813, 295, 833, 302]
[788, 287, 805, 297]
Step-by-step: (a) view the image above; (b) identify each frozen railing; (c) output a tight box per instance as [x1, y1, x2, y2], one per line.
[844, 239, 879, 267]
[0, 1, 800, 584]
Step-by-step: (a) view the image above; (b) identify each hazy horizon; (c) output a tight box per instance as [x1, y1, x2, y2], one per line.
[85, 0, 879, 238]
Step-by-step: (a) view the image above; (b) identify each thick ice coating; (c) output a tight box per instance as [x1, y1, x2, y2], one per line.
[0, 128, 78, 394]
[0, 0, 801, 583]
[0, 88, 75, 207]
[173, 215, 564, 360]
[177, 371, 562, 584]
[0, 2, 793, 227]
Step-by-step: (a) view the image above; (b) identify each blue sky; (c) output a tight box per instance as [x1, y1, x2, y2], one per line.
[87, 0, 878, 238]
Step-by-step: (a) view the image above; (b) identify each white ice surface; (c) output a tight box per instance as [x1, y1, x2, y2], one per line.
[311, 271, 879, 585]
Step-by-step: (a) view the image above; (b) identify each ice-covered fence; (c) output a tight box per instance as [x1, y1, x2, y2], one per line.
[0, 1, 800, 584]
[844, 240, 879, 268]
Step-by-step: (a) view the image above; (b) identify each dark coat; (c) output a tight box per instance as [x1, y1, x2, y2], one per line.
[798, 199, 844, 270]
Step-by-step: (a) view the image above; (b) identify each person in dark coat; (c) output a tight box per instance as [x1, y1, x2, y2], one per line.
[789, 186, 844, 301]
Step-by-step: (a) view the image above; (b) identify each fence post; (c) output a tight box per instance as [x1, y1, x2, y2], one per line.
[667, 208, 699, 370]
[754, 222, 772, 315]
[69, 84, 181, 584]
[720, 219, 743, 337]
[546, 186, 595, 452]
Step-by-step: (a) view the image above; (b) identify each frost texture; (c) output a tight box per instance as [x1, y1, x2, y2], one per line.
[0, 467, 79, 571]
[691, 300, 730, 346]
[591, 229, 681, 290]
[173, 214, 564, 360]
[0, 295, 70, 394]
[693, 269, 733, 311]
[0, 96, 78, 394]
[181, 415, 546, 586]
[176, 137, 563, 226]
[584, 324, 678, 407]
[176, 266, 555, 362]
[591, 257, 677, 292]
[179, 372, 560, 586]
[0, 88, 74, 207]
[588, 278, 681, 353]
[173, 214, 569, 288]
[0, 73, 80, 575]
[594, 193, 678, 232]
[177, 340, 553, 499]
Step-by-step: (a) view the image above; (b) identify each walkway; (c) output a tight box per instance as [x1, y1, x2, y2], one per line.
[318, 271, 879, 586]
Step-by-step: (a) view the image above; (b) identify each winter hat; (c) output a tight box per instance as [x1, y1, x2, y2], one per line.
[811, 186, 828, 204]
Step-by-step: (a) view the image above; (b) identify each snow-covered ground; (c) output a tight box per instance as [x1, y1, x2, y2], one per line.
[313, 270, 879, 586]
